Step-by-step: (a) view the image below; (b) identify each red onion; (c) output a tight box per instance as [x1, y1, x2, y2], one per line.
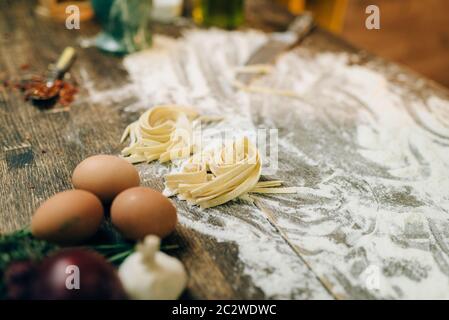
[4, 260, 38, 300]
[32, 249, 126, 300]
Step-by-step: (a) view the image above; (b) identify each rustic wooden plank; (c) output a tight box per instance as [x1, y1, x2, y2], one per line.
[247, 29, 449, 299]
[0, 1, 198, 299]
[0, 0, 333, 299]
[342, 0, 449, 88]
[3, 0, 448, 300]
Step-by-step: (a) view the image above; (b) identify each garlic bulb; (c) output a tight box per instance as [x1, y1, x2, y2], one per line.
[118, 235, 187, 300]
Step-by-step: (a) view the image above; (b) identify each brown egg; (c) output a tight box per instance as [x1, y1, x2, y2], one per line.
[31, 190, 104, 245]
[72, 154, 140, 203]
[111, 187, 177, 240]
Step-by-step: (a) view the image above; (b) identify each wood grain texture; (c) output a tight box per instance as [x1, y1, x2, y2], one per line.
[1, 0, 449, 300]
[0, 0, 330, 299]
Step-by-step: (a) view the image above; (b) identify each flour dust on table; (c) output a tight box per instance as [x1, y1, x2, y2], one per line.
[83, 29, 449, 299]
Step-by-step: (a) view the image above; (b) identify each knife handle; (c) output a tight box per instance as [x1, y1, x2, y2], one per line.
[288, 12, 315, 37]
[56, 47, 76, 74]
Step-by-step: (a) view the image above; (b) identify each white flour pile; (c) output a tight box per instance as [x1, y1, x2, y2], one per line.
[83, 29, 449, 299]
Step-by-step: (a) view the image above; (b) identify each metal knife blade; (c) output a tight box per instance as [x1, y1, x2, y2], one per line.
[236, 13, 315, 85]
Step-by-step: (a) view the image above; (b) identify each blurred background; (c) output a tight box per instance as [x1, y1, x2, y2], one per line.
[37, 0, 449, 88]
[342, 0, 449, 88]
[253, 0, 449, 88]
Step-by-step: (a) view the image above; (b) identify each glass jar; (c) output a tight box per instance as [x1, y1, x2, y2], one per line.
[91, 0, 152, 54]
[276, 0, 348, 33]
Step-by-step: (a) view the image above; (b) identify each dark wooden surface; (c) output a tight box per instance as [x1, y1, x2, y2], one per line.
[1, 0, 449, 299]
[0, 0, 299, 300]
[342, 0, 449, 88]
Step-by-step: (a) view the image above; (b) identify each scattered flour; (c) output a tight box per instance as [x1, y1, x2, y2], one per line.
[83, 29, 449, 299]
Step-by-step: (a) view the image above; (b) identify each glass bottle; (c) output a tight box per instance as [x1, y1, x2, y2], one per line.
[276, 0, 348, 33]
[193, 0, 245, 30]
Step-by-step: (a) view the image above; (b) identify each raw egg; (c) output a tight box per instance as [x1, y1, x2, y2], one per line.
[72, 154, 140, 203]
[31, 190, 104, 245]
[111, 187, 177, 240]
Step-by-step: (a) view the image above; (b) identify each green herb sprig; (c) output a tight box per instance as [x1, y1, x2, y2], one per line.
[0, 229, 57, 299]
[0, 228, 179, 299]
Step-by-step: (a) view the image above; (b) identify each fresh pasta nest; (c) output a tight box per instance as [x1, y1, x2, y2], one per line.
[120, 105, 296, 209]
[165, 137, 296, 209]
[120, 105, 198, 163]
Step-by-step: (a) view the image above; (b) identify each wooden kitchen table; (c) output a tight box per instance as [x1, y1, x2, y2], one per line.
[1, 0, 449, 299]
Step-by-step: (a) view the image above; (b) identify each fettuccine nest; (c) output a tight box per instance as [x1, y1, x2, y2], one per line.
[121, 105, 295, 208]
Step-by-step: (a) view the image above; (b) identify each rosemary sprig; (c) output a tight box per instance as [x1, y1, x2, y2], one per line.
[0, 228, 57, 299]
[89, 242, 180, 265]
[108, 249, 134, 264]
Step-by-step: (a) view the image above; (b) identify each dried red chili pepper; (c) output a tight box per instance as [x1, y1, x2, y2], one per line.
[14, 76, 78, 108]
